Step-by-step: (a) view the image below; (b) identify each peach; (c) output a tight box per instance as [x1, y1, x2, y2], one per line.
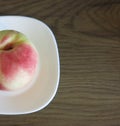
[0, 30, 39, 91]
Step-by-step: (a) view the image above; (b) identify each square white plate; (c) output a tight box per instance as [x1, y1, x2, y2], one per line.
[0, 16, 60, 115]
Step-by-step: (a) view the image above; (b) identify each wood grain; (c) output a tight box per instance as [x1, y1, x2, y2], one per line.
[0, 0, 120, 125]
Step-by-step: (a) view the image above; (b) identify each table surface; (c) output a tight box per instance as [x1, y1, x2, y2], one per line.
[0, 0, 120, 125]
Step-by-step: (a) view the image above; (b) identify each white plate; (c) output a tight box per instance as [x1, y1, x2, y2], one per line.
[0, 16, 60, 115]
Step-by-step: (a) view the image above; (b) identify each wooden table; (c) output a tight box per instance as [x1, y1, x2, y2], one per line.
[0, 0, 120, 125]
